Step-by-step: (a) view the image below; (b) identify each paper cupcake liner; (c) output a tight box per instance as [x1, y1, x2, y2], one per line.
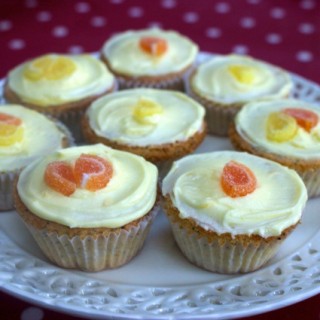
[297, 168, 320, 198]
[23, 205, 159, 272]
[169, 220, 284, 274]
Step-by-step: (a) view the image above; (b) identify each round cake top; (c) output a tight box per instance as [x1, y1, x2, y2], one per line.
[190, 54, 292, 104]
[17, 144, 158, 228]
[7, 53, 115, 106]
[162, 151, 307, 238]
[0, 104, 67, 171]
[235, 99, 320, 160]
[86, 88, 205, 146]
[101, 29, 199, 76]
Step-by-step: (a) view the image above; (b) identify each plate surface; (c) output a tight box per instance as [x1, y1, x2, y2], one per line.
[1, 53, 320, 320]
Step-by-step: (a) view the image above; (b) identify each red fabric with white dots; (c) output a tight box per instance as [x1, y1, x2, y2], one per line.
[0, 0, 320, 319]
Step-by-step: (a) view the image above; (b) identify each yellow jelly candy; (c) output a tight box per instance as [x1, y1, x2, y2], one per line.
[23, 55, 76, 81]
[228, 64, 257, 85]
[0, 123, 24, 146]
[132, 99, 163, 124]
[266, 112, 298, 142]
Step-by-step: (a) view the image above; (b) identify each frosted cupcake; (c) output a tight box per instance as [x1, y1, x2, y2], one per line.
[4, 53, 117, 142]
[187, 54, 293, 136]
[82, 88, 206, 164]
[0, 104, 72, 211]
[14, 144, 159, 271]
[229, 99, 320, 197]
[101, 28, 198, 90]
[162, 151, 307, 274]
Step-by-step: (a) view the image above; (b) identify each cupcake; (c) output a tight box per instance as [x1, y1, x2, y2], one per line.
[82, 88, 206, 166]
[162, 151, 307, 274]
[4, 53, 117, 142]
[100, 28, 198, 90]
[229, 98, 320, 197]
[186, 54, 293, 136]
[0, 104, 72, 211]
[14, 144, 159, 272]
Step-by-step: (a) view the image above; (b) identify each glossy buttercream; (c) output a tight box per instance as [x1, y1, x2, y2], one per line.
[8, 54, 115, 106]
[18, 144, 158, 228]
[162, 151, 307, 237]
[235, 99, 320, 159]
[191, 55, 292, 104]
[102, 29, 198, 76]
[87, 88, 205, 146]
[0, 105, 66, 171]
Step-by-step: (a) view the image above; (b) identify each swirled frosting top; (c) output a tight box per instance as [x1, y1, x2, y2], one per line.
[7, 54, 115, 106]
[190, 55, 292, 104]
[101, 29, 198, 76]
[162, 151, 307, 237]
[87, 88, 205, 146]
[17, 144, 158, 228]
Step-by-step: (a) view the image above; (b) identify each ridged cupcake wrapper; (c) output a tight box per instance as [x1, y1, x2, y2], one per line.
[23, 205, 159, 272]
[0, 170, 20, 211]
[169, 220, 284, 274]
[297, 168, 320, 198]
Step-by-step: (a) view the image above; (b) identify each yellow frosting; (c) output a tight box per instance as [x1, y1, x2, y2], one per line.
[235, 99, 320, 159]
[0, 105, 66, 171]
[86, 88, 205, 146]
[8, 54, 115, 106]
[162, 151, 307, 237]
[17, 144, 158, 228]
[102, 29, 198, 76]
[191, 55, 292, 104]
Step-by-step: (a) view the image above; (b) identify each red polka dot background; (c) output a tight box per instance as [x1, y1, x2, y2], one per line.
[0, 0, 319, 83]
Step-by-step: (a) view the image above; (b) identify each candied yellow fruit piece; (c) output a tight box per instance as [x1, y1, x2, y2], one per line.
[23, 55, 76, 81]
[228, 64, 257, 85]
[0, 123, 24, 146]
[132, 99, 163, 124]
[266, 112, 298, 142]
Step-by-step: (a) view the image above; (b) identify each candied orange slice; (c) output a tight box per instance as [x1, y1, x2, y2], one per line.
[220, 161, 257, 198]
[0, 112, 22, 126]
[283, 108, 318, 133]
[228, 64, 257, 85]
[266, 112, 298, 142]
[74, 154, 113, 191]
[44, 161, 77, 196]
[23, 55, 76, 81]
[132, 99, 163, 124]
[139, 37, 168, 57]
[0, 113, 24, 146]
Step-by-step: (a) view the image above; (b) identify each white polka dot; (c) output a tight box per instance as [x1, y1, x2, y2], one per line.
[52, 26, 69, 38]
[270, 7, 286, 19]
[75, 2, 90, 13]
[110, 0, 124, 3]
[148, 22, 163, 28]
[91, 16, 106, 27]
[183, 12, 199, 23]
[240, 17, 256, 28]
[0, 20, 12, 31]
[128, 7, 144, 18]
[161, 0, 177, 9]
[300, 0, 316, 9]
[247, 0, 261, 4]
[25, 0, 38, 8]
[8, 39, 26, 50]
[68, 45, 84, 54]
[296, 51, 313, 62]
[36, 11, 52, 22]
[266, 33, 282, 44]
[215, 2, 231, 14]
[232, 45, 249, 54]
[299, 22, 315, 34]
[206, 27, 222, 39]
[21, 307, 44, 320]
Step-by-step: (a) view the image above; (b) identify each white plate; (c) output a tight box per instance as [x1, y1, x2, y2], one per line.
[1, 53, 320, 320]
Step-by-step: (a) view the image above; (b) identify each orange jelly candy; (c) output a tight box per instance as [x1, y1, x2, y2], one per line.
[139, 37, 168, 57]
[44, 161, 76, 196]
[74, 154, 113, 191]
[283, 108, 318, 132]
[220, 161, 257, 198]
[0, 112, 22, 126]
